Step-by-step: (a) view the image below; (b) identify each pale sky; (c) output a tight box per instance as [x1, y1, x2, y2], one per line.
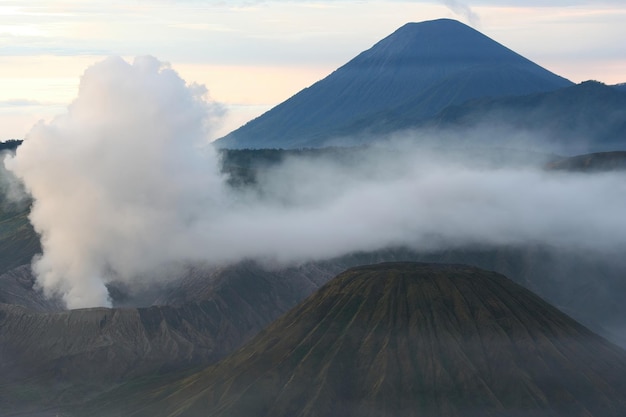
[1, 0, 625, 141]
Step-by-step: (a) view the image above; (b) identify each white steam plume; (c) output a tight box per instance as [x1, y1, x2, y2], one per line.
[440, 0, 481, 27]
[5, 56, 626, 309]
[5, 56, 226, 308]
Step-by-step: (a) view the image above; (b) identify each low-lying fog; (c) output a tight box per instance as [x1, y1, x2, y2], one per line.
[4, 56, 625, 309]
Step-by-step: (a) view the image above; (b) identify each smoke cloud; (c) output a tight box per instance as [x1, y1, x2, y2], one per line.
[4, 56, 226, 308]
[440, 0, 481, 27]
[5, 56, 626, 309]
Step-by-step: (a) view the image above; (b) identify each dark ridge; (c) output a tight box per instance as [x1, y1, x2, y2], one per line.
[545, 151, 626, 172]
[0, 139, 22, 152]
[85, 262, 626, 417]
[429, 80, 626, 153]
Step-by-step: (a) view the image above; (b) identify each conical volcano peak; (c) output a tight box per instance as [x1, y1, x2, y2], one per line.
[386, 18, 477, 39]
[353, 18, 526, 68]
[115, 262, 626, 417]
[217, 19, 572, 149]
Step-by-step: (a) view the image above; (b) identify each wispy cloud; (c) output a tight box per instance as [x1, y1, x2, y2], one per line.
[440, 0, 481, 26]
[0, 99, 45, 107]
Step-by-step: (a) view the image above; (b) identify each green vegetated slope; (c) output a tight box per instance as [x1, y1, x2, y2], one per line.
[82, 263, 626, 417]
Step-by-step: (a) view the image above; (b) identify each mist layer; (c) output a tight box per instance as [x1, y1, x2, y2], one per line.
[5, 56, 626, 308]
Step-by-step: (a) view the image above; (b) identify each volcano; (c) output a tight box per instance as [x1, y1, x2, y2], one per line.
[216, 19, 572, 149]
[89, 263, 626, 417]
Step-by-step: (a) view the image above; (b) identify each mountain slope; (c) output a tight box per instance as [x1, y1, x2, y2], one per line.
[0, 257, 381, 416]
[216, 19, 572, 149]
[0, 265, 62, 311]
[0, 205, 40, 275]
[90, 263, 626, 417]
[0, 301, 255, 415]
[428, 80, 626, 153]
[0, 260, 327, 416]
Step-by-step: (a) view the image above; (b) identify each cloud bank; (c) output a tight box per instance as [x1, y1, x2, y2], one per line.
[5, 56, 626, 309]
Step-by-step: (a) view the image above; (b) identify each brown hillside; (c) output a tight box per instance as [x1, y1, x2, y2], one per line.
[90, 263, 626, 417]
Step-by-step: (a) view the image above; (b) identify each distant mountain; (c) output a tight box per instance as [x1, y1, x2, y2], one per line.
[84, 263, 626, 417]
[216, 19, 572, 149]
[613, 83, 626, 93]
[429, 80, 626, 153]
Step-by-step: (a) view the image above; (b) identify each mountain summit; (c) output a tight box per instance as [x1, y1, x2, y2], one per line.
[217, 19, 572, 149]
